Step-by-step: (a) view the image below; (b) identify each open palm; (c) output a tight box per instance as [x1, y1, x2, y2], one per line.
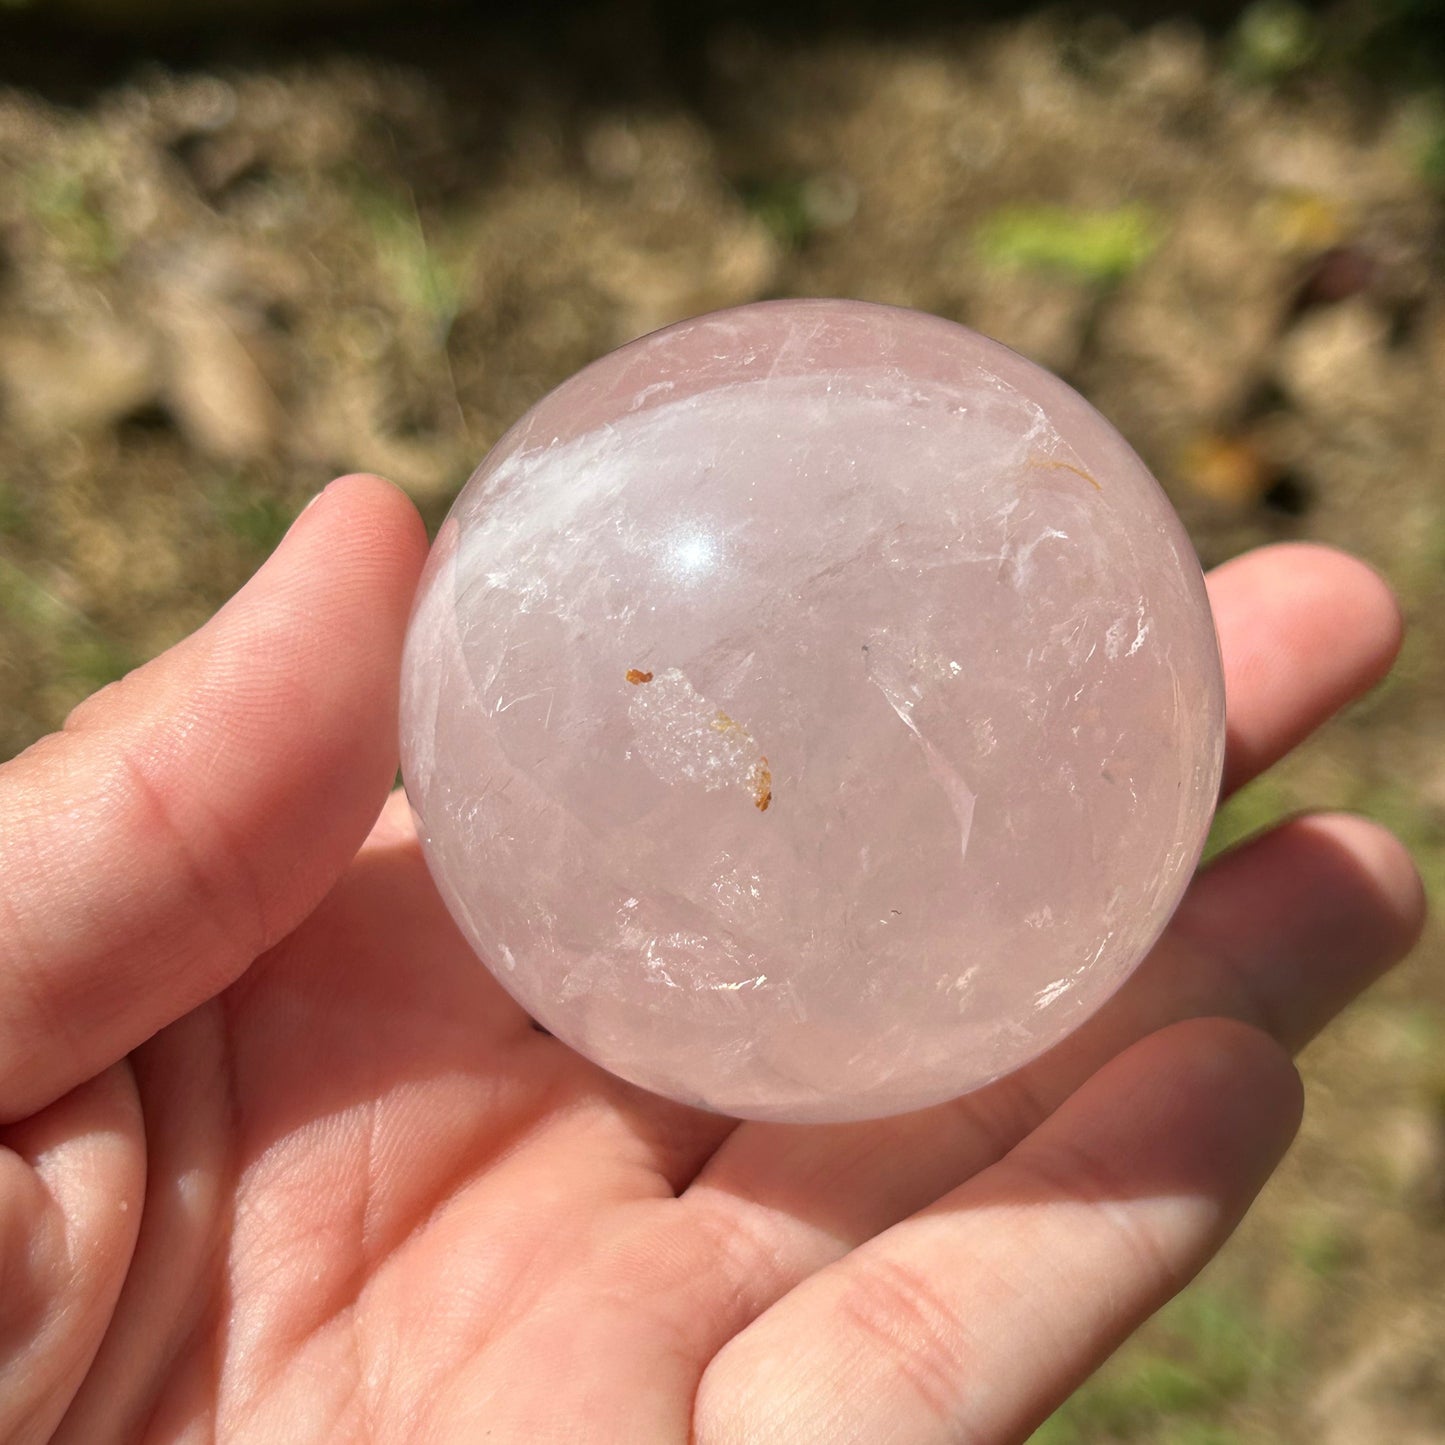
[1, 478, 1423, 1444]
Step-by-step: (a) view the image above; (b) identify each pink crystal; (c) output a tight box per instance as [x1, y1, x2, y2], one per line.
[400, 300, 1225, 1123]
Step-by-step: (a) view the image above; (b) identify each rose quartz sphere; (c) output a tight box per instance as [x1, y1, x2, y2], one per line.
[400, 299, 1224, 1123]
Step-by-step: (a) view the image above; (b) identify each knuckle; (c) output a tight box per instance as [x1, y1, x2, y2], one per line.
[834, 1253, 970, 1428]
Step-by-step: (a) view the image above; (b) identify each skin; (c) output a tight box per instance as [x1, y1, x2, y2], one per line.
[0, 475, 1425, 1444]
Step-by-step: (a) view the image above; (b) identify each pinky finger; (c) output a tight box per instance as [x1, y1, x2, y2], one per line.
[694, 1019, 1301, 1445]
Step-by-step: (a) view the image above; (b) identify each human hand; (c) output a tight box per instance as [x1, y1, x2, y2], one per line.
[1, 476, 1423, 1443]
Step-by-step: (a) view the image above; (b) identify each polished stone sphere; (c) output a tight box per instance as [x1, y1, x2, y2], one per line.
[400, 299, 1225, 1123]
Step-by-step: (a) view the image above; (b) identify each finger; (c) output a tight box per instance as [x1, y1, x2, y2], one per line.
[693, 1019, 1301, 1445]
[51, 1005, 236, 1445]
[1209, 543, 1401, 797]
[680, 807, 1419, 1317]
[0, 476, 428, 1121]
[1147, 811, 1426, 1050]
[0, 1065, 144, 1445]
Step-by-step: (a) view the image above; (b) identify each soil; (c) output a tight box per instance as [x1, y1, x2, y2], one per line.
[1, 4, 1442, 1439]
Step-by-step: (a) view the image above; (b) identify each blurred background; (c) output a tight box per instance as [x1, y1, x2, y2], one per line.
[1, 0, 1441, 1437]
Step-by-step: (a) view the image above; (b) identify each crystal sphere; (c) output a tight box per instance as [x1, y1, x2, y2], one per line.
[400, 299, 1224, 1123]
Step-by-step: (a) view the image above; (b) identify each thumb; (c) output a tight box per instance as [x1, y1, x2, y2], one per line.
[0, 475, 428, 1122]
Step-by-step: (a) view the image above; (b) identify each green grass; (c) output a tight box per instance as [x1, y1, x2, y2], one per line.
[209, 474, 299, 553]
[1411, 97, 1445, 189]
[0, 480, 35, 541]
[25, 164, 119, 273]
[0, 553, 77, 631]
[1033, 1287, 1283, 1443]
[1228, 1, 1320, 83]
[57, 633, 133, 690]
[346, 172, 469, 339]
[1351, 779, 1445, 899]
[974, 204, 1162, 284]
[0, 554, 133, 691]
[1289, 1214, 1358, 1280]
[1203, 775, 1297, 862]
[739, 176, 817, 252]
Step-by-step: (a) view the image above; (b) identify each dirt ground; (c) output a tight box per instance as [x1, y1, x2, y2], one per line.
[1, 3, 1442, 1439]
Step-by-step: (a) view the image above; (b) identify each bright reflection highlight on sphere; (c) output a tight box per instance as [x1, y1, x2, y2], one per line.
[664, 529, 721, 582]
